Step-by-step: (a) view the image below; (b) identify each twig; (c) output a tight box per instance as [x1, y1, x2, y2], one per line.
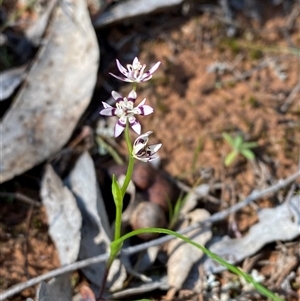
[1, 169, 299, 300]
[24, 204, 34, 278]
[0, 253, 110, 300]
[279, 84, 300, 113]
[0, 192, 41, 208]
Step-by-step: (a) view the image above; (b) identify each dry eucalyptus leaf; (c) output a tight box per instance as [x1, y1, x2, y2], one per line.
[136, 245, 160, 273]
[167, 209, 212, 295]
[204, 195, 300, 273]
[106, 259, 127, 292]
[68, 151, 111, 242]
[0, 0, 99, 183]
[41, 165, 82, 265]
[0, 65, 28, 101]
[94, 0, 184, 28]
[66, 152, 126, 293]
[36, 274, 72, 301]
[25, 0, 57, 46]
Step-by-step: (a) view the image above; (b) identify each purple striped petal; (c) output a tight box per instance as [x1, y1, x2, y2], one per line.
[139, 105, 153, 115]
[129, 118, 141, 135]
[111, 91, 122, 101]
[128, 90, 137, 102]
[100, 102, 115, 116]
[114, 121, 126, 137]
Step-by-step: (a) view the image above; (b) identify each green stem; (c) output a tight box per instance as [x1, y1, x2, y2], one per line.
[121, 122, 135, 197]
[114, 201, 122, 242]
[111, 228, 285, 301]
[98, 123, 135, 300]
[132, 82, 137, 91]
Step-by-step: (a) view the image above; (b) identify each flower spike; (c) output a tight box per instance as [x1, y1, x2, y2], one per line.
[100, 90, 153, 137]
[110, 57, 161, 83]
[132, 131, 162, 162]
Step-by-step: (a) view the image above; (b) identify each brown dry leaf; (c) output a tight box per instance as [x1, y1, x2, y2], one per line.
[0, 0, 99, 183]
[166, 209, 212, 299]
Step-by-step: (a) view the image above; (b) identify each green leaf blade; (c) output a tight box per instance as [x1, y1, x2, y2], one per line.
[224, 151, 238, 166]
[241, 148, 255, 160]
[111, 174, 122, 207]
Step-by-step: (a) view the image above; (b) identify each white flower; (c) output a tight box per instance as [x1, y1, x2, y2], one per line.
[100, 90, 153, 137]
[132, 131, 162, 162]
[110, 57, 161, 83]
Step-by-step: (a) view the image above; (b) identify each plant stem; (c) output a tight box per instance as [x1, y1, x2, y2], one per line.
[121, 122, 135, 198]
[98, 122, 135, 300]
[112, 228, 285, 301]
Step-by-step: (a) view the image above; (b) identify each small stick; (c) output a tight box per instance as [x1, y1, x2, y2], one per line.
[279, 84, 300, 113]
[1, 169, 299, 300]
[24, 204, 34, 278]
[0, 192, 41, 208]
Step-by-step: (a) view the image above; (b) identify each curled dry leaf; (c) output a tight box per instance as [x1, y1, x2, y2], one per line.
[0, 0, 99, 183]
[94, 0, 184, 28]
[40, 165, 82, 265]
[167, 209, 212, 298]
[204, 195, 300, 273]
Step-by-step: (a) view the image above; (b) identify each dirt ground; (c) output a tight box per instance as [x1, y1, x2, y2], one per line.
[1, 1, 300, 300]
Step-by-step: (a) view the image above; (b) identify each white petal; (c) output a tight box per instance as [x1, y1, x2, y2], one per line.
[100, 107, 115, 116]
[148, 61, 161, 74]
[116, 59, 128, 75]
[128, 89, 137, 100]
[132, 57, 140, 67]
[132, 143, 145, 155]
[109, 73, 132, 82]
[140, 105, 153, 115]
[102, 102, 112, 108]
[112, 91, 123, 101]
[144, 131, 153, 137]
[131, 120, 141, 135]
[148, 154, 159, 162]
[135, 131, 152, 142]
[141, 74, 153, 82]
[148, 143, 162, 153]
[137, 98, 146, 106]
[114, 123, 125, 137]
[118, 116, 127, 125]
[136, 157, 149, 162]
